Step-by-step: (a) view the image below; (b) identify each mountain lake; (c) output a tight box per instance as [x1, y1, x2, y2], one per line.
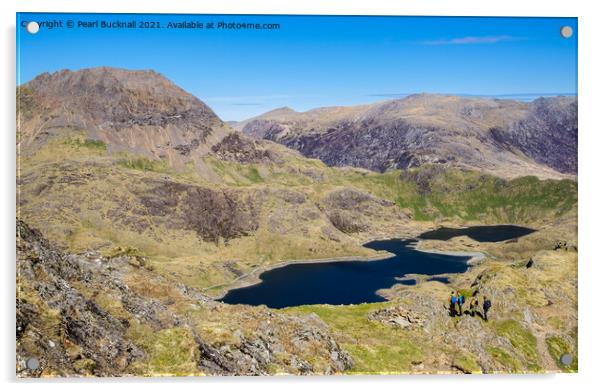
[220, 225, 535, 308]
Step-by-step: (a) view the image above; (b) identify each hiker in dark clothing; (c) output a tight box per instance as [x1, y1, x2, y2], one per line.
[483, 296, 492, 321]
[457, 292, 464, 316]
[448, 291, 457, 317]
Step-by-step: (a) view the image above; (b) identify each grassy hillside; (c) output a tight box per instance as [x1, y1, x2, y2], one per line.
[342, 166, 577, 222]
[18, 133, 577, 291]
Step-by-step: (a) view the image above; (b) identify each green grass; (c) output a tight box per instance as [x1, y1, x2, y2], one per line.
[243, 166, 263, 183]
[63, 137, 107, 152]
[344, 342, 422, 374]
[127, 325, 200, 376]
[486, 346, 522, 373]
[546, 335, 578, 372]
[453, 352, 482, 374]
[204, 156, 307, 186]
[118, 156, 170, 172]
[201, 154, 577, 223]
[340, 166, 577, 223]
[106, 245, 146, 258]
[285, 303, 422, 374]
[202, 158, 577, 224]
[493, 319, 541, 371]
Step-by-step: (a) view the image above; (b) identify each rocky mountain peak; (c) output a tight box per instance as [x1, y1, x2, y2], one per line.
[22, 67, 222, 129]
[18, 67, 230, 166]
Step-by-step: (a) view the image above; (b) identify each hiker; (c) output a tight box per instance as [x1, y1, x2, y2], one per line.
[469, 296, 479, 317]
[483, 296, 492, 321]
[457, 291, 464, 316]
[448, 291, 457, 317]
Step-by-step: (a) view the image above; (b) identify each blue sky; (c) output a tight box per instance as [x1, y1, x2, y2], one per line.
[17, 14, 577, 121]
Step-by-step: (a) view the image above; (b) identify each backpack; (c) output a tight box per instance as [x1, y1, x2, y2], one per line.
[484, 300, 491, 309]
[451, 296, 457, 304]
[458, 295, 464, 305]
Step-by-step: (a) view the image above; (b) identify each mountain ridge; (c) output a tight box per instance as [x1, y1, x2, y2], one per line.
[234, 94, 577, 179]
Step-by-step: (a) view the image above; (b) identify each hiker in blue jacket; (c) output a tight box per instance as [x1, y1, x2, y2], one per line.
[448, 291, 457, 317]
[457, 291, 465, 316]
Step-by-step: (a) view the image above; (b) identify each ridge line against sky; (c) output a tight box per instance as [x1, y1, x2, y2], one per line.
[17, 13, 577, 121]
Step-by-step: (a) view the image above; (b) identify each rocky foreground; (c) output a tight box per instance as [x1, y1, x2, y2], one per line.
[16, 220, 352, 377]
[17, 213, 578, 376]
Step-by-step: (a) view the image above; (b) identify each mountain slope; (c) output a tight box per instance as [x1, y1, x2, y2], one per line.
[17, 68, 578, 292]
[16, 219, 353, 376]
[235, 94, 577, 179]
[18, 67, 231, 168]
[498, 97, 577, 174]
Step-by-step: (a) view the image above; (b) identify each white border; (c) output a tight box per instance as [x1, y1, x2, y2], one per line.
[2, 1, 601, 390]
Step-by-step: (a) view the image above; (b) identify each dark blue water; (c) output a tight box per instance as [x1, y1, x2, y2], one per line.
[418, 225, 535, 242]
[220, 225, 534, 308]
[220, 239, 470, 308]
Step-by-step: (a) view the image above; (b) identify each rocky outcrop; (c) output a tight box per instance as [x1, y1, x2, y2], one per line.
[211, 132, 282, 164]
[136, 179, 261, 243]
[16, 219, 353, 377]
[22, 67, 221, 133]
[267, 120, 448, 172]
[196, 312, 353, 375]
[17, 220, 148, 376]
[320, 188, 407, 234]
[368, 306, 426, 329]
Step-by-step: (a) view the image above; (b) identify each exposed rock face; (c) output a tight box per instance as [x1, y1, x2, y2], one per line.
[368, 306, 426, 329]
[18, 67, 230, 166]
[498, 97, 577, 174]
[17, 220, 149, 376]
[265, 120, 448, 172]
[197, 312, 353, 375]
[136, 179, 261, 243]
[236, 94, 577, 178]
[16, 219, 353, 377]
[211, 132, 282, 164]
[320, 188, 407, 234]
[239, 118, 289, 140]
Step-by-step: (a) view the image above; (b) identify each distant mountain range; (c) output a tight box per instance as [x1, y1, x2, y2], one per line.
[234, 94, 577, 179]
[19, 68, 577, 179]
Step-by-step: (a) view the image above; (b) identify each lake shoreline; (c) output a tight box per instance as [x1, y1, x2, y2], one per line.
[207, 250, 396, 300]
[413, 246, 486, 265]
[208, 236, 485, 301]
